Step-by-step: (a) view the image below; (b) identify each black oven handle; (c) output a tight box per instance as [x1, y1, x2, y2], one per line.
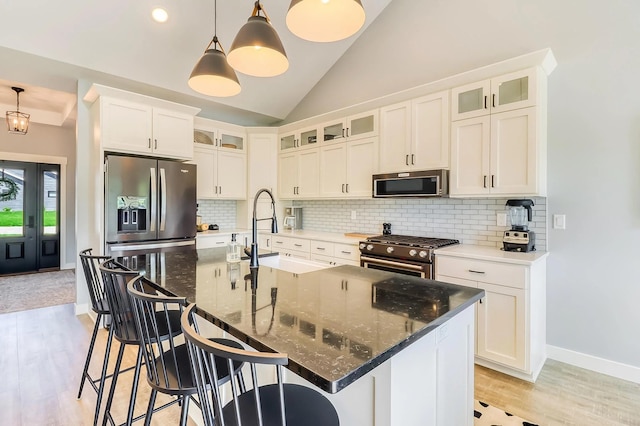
[361, 256, 426, 272]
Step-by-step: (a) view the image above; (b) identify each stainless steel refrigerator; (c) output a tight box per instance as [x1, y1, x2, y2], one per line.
[104, 154, 196, 254]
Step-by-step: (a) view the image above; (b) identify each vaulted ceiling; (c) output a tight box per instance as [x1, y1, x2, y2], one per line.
[0, 0, 393, 126]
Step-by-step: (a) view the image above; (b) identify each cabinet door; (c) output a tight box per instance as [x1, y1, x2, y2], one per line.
[299, 126, 319, 149]
[217, 150, 246, 199]
[412, 91, 450, 170]
[320, 118, 347, 144]
[476, 282, 526, 370]
[346, 110, 378, 140]
[278, 152, 298, 199]
[450, 116, 491, 196]
[379, 101, 412, 173]
[193, 146, 216, 199]
[491, 69, 537, 114]
[297, 149, 320, 198]
[451, 80, 491, 121]
[279, 132, 297, 151]
[320, 144, 347, 198]
[346, 137, 377, 197]
[218, 128, 246, 151]
[490, 107, 539, 195]
[101, 97, 153, 154]
[152, 108, 194, 160]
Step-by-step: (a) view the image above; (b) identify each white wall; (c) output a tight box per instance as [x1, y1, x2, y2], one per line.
[290, 0, 640, 369]
[0, 122, 76, 268]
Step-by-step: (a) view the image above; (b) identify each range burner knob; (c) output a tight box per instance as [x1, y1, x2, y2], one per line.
[367, 244, 374, 251]
[359, 243, 366, 249]
[386, 247, 394, 254]
[418, 250, 428, 258]
[409, 249, 417, 257]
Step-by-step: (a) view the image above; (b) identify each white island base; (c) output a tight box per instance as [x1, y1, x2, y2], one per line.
[284, 305, 476, 426]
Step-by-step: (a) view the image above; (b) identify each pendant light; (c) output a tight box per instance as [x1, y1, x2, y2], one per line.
[6, 87, 30, 135]
[188, 0, 241, 97]
[286, 0, 366, 42]
[227, 2, 289, 77]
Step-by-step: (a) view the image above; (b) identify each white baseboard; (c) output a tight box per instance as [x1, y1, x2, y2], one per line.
[74, 303, 90, 316]
[547, 345, 640, 384]
[61, 262, 75, 270]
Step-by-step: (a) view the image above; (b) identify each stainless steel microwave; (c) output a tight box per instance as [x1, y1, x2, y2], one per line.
[372, 169, 449, 198]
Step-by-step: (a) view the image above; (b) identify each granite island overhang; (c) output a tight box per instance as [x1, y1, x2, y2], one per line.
[117, 246, 484, 425]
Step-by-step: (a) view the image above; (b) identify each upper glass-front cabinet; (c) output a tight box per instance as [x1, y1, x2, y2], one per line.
[320, 109, 378, 143]
[451, 68, 538, 121]
[280, 126, 318, 151]
[194, 127, 245, 151]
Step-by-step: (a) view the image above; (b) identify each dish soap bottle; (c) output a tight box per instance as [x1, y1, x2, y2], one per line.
[226, 233, 241, 263]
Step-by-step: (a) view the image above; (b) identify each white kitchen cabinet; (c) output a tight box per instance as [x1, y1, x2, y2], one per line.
[192, 145, 246, 200]
[319, 137, 378, 198]
[279, 125, 319, 151]
[194, 117, 246, 151]
[271, 235, 311, 259]
[278, 149, 320, 199]
[435, 248, 547, 382]
[450, 107, 542, 196]
[451, 68, 538, 121]
[319, 109, 379, 144]
[100, 97, 194, 160]
[379, 91, 449, 173]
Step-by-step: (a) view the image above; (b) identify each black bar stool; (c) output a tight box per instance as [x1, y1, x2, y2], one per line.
[77, 248, 114, 426]
[181, 303, 340, 426]
[126, 276, 245, 426]
[99, 259, 148, 426]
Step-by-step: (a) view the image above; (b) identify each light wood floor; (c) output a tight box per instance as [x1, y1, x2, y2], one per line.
[475, 361, 640, 425]
[2, 303, 640, 425]
[0, 303, 195, 425]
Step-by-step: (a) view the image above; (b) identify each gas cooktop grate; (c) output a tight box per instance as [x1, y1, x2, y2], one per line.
[366, 234, 459, 248]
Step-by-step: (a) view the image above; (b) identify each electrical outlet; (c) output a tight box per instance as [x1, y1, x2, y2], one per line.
[497, 213, 507, 227]
[553, 214, 566, 229]
[351, 210, 357, 220]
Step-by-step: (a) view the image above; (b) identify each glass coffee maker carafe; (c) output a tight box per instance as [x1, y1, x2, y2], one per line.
[503, 199, 536, 252]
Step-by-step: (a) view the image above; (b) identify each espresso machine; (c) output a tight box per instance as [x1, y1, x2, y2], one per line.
[503, 199, 536, 252]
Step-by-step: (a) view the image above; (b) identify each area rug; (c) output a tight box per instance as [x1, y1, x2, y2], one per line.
[0, 269, 76, 314]
[475, 400, 538, 426]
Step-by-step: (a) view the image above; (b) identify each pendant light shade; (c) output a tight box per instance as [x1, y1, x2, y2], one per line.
[286, 0, 365, 42]
[6, 87, 30, 135]
[189, 38, 241, 97]
[227, 2, 289, 77]
[188, 0, 241, 97]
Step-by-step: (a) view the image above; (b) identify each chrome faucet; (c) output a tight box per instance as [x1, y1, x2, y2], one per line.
[245, 188, 278, 268]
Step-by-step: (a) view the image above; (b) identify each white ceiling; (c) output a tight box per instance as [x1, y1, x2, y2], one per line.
[0, 0, 393, 126]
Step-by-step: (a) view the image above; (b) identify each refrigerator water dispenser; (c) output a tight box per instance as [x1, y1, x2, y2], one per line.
[117, 196, 148, 233]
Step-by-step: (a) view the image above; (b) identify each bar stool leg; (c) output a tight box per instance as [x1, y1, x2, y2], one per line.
[101, 342, 126, 426]
[125, 347, 143, 426]
[143, 389, 157, 426]
[77, 312, 103, 399]
[93, 323, 115, 426]
[179, 395, 190, 426]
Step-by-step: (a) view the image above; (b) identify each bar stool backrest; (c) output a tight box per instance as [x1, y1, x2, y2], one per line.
[181, 304, 289, 426]
[127, 276, 190, 393]
[79, 248, 111, 315]
[99, 259, 142, 344]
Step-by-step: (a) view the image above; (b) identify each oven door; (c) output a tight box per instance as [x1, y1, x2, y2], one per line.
[360, 255, 431, 279]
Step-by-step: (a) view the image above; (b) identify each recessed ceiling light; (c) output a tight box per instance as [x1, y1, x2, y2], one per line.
[151, 7, 169, 23]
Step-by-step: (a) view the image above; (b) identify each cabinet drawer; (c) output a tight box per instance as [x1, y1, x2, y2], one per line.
[272, 236, 310, 253]
[436, 256, 527, 289]
[333, 243, 359, 262]
[196, 235, 229, 249]
[311, 241, 335, 256]
[310, 253, 339, 265]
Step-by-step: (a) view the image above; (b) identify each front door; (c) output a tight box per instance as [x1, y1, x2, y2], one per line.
[0, 161, 60, 274]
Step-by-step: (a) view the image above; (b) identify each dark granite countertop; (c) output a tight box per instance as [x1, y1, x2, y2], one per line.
[116, 246, 484, 393]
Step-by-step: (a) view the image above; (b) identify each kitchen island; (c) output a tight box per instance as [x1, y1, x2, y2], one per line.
[117, 246, 484, 425]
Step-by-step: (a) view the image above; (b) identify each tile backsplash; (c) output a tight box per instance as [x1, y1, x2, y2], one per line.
[197, 200, 237, 229]
[292, 197, 547, 251]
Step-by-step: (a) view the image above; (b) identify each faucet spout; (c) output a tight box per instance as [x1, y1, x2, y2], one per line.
[248, 188, 278, 268]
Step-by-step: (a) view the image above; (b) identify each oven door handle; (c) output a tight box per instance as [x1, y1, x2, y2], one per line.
[361, 256, 427, 272]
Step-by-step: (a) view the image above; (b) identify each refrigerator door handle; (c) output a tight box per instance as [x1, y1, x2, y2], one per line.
[160, 168, 167, 231]
[150, 167, 157, 232]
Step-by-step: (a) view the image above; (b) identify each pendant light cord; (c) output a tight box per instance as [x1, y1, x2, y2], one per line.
[204, 0, 225, 54]
[252, 1, 271, 23]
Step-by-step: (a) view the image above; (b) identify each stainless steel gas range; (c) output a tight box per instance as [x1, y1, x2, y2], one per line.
[359, 234, 459, 279]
